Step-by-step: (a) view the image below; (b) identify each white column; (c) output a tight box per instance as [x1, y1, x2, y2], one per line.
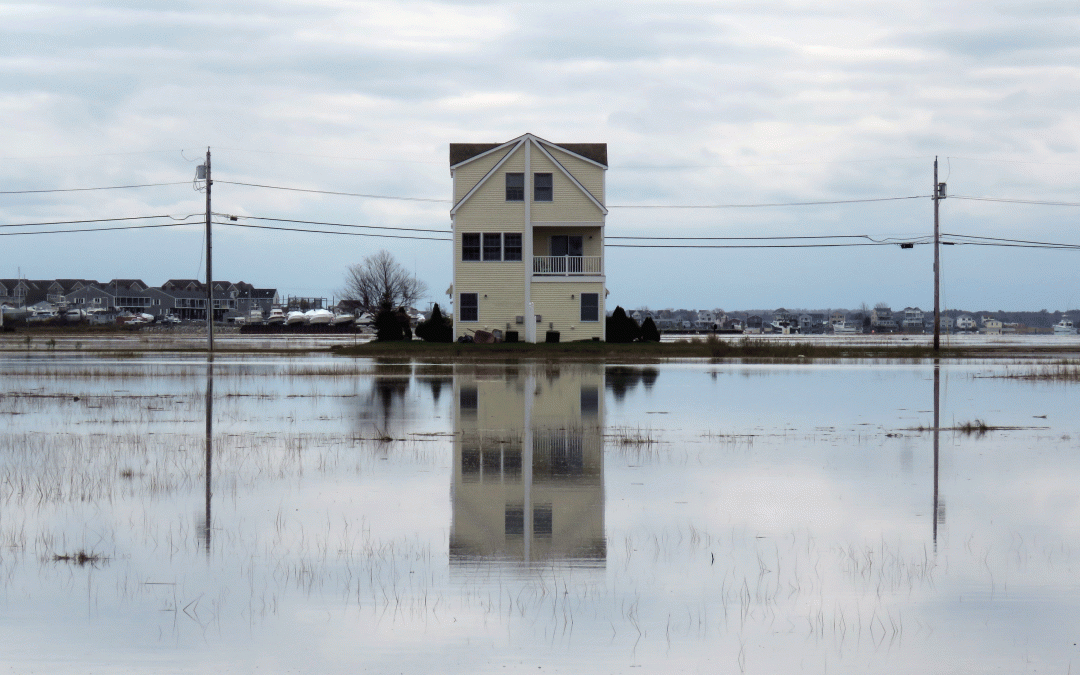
[524, 139, 535, 343]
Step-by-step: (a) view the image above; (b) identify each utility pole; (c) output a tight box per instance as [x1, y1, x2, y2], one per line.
[204, 148, 214, 356]
[933, 157, 941, 351]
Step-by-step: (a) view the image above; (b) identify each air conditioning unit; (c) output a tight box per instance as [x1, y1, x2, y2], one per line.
[515, 315, 524, 324]
[535, 315, 542, 323]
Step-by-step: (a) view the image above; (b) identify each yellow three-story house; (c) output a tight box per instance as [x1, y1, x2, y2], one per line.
[450, 134, 607, 342]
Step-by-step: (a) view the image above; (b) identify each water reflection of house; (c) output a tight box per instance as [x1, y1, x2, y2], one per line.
[451, 365, 605, 566]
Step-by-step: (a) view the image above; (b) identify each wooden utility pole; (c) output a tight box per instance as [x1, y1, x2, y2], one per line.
[204, 148, 214, 356]
[933, 155, 941, 349]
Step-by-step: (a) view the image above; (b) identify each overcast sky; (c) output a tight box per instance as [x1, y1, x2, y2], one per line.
[3, 0, 1080, 312]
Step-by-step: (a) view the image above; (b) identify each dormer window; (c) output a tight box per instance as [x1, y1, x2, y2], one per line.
[505, 173, 524, 201]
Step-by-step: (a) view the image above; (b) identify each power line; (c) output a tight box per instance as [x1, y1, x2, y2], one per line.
[943, 232, 1080, 247]
[214, 180, 450, 202]
[0, 223, 190, 236]
[215, 221, 451, 242]
[214, 179, 927, 209]
[213, 146, 442, 164]
[606, 233, 929, 242]
[607, 196, 928, 208]
[945, 240, 1080, 250]
[0, 182, 191, 194]
[0, 214, 201, 229]
[951, 195, 1080, 207]
[216, 213, 449, 234]
[615, 156, 933, 170]
[606, 241, 926, 249]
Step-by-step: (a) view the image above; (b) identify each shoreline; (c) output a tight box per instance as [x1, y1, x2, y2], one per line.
[3, 331, 1079, 361]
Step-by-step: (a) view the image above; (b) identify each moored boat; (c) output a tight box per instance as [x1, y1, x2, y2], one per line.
[305, 309, 333, 325]
[265, 308, 286, 325]
[285, 310, 308, 325]
[331, 312, 355, 326]
[1054, 319, 1077, 335]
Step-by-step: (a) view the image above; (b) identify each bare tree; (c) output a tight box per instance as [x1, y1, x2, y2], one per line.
[340, 250, 428, 313]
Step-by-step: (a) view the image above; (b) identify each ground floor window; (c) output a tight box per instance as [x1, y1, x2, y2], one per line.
[580, 293, 599, 322]
[459, 293, 478, 321]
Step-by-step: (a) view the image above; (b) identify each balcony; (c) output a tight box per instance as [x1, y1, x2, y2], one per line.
[533, 256, 602, 276]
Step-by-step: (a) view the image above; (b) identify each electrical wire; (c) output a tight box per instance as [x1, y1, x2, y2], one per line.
[950, 196, 1080, 207]
[607, 196, 929, 208]
[212, 146, 442, 164]
[0, 214, 201, 229]
[213, 179, 928, 209]
[943, 232, 1080, 247]
[0, 182, 191, 194]
[0, 223, 190, 236]
[215, 213, 449, 234]
[606, 234, 930, 243]
[214, 180, 451, 202]
[214, 221, 451, 242]
[606, 241, 926, 249]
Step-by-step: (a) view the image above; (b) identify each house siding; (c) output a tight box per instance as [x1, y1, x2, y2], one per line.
[528, 151, 605, 222]
[453, 146, 517, 203]
[530, 282, 604, 341]
[454, 258, 526, 330]
[544, 145, 605, 204]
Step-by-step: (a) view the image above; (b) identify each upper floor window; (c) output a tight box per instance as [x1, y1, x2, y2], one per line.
[462, 233, 481, 261]
[506, 173, 524, 201]
[463, 232, 522, 262]
[483, 233, 502, 261]
[503, 233, 522, 261]
[534, 173, 553, 201]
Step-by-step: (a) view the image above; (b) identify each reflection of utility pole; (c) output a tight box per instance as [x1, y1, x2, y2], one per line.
[933, 360, 940, 551]
[203, 360, 213, 558]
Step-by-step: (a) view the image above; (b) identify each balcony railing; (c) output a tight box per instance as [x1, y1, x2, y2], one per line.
[533, 256, 602, 276]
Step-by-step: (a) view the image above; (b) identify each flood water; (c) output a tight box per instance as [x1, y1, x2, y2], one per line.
[2, 355, 1078, 673]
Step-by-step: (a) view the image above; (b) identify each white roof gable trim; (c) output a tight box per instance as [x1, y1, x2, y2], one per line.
[533, 141, 607, 215]
[451, 135, 607, 216]
[448, 134, 527, 171]
[536, 138, 608, 170]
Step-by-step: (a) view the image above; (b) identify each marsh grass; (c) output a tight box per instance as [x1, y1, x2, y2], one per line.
[989, 361, 1080, 382]
[334, 336, 1045, 362]
[51, 550, 108, 566]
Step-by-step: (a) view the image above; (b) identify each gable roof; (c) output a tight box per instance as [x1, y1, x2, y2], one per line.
[449, 134, 608, 216]
[450, 136, 607, 168]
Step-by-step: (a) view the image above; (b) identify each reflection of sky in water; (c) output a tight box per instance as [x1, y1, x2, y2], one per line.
[1, 356, 1078, 673]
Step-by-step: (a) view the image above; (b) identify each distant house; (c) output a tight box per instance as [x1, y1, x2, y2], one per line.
[981, 318, 1003, 335]
[745, 315, 764, 333]
[871, 306, 897, 331]
[956, 315, 977, 331]
[902, 307, 924, 331]
[0, 279, 31, 307]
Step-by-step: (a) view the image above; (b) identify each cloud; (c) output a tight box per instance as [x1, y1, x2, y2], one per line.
[2, 0, 1080, 310]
